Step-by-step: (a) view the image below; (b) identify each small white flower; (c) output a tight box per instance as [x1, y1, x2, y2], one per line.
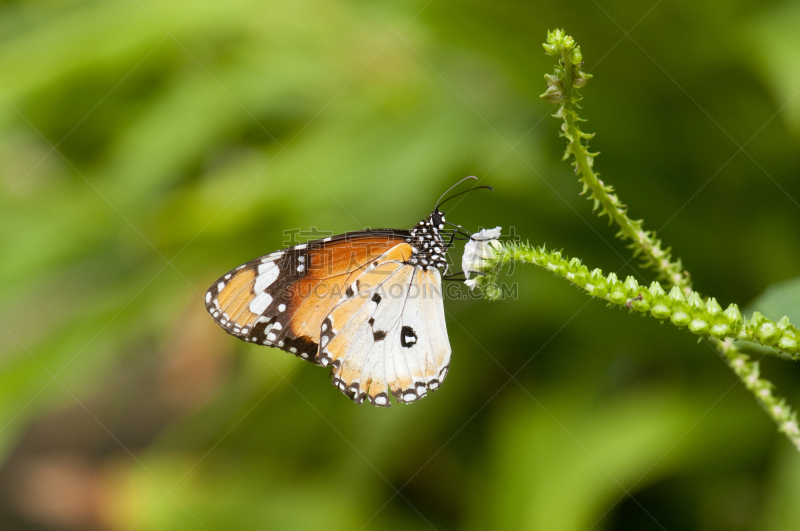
[462, 226, 502, 289]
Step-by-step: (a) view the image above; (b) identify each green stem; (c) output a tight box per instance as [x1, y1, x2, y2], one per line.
[483, 243, 800, 357]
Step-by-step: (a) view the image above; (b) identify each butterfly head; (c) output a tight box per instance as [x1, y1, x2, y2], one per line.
[406, 209, 448, 271]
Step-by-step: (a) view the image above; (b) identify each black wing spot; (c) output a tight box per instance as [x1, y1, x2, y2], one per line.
[345, 285, 355, 298]
[373, 330, 387, 342]
[400, 326, 417, 348]
[372, 293, 381, 304]
[368, 317, 375, 326]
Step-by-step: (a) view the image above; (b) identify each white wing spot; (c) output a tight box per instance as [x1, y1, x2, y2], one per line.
[295, 244, 307, 250]
[278, 304, 286, 312]
[322, 237, 332, 242]
[289, 347, 297, 353]
[273, 322, 282, 331]
[255, 265, 280, 292]
[375, 396, 387, 405]
[224, 273, 232, 280]
[257, 262, 277, 274]
[267, 332, 277, 341]
[249, 292, 273, 314]
[261, 252, 284, 263]
[217, 282, 225, 292]
[297, 264, 305, 273]
[205, 292, 211, 304]
[298, 256, 305, 263]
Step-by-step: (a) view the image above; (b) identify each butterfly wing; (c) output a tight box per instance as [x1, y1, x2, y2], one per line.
[204, 230, 411, 364]
[320, 264, 451, 407]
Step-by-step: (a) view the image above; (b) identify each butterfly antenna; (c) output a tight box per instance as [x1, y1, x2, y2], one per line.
[433, 176, 478, 210]
[436, 185, 494, 211]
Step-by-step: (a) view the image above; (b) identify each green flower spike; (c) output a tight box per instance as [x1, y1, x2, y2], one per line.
[476, 29, 800, 452]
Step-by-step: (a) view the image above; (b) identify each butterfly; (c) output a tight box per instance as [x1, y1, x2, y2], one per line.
[204, 177, 492, 406]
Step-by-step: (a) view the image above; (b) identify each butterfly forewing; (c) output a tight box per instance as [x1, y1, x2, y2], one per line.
[205, 231, 411, 364]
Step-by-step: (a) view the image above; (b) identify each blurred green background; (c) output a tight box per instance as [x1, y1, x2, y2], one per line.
[2, 0, 800, 529]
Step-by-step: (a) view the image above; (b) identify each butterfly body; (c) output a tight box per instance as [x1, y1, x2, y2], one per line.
[205, 210, 453, 407]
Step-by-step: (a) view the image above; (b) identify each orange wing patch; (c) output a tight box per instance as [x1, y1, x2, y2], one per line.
[207, 267, 258, 333]
[205, 234, 413, 366]
[275, 241, 412, 348]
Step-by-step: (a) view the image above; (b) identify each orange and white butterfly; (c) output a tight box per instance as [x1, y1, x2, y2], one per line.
[205, 178, 491, 406]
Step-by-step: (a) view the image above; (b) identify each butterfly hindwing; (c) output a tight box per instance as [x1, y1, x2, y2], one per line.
[323, 264, 451, 406]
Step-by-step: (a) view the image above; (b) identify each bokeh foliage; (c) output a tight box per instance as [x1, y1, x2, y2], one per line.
[1, 0, 800, 530]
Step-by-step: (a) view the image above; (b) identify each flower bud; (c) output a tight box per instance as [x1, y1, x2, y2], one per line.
[668, 286, 686, 303]
[649, 282, 666, 296]
[724, 304, 743, 325]
[630, 295, 650, 312]
[709, 314, 732, 338]
[689, 305, 711, 334]
[570, 46, 583, 65]
[778, 332, 798, 354]
[572, 71, 591, 88]
[757, 320, 781, 346]
[705, 298, 723, 315]
[572, 265, 589, 286]
[540, 85, 564, 103]
[670, 302, 692, 327]
[623, 276, 639, 293]
[591, 277, 609, 297]
[689, 317, 710, 335]
[650, 295, 672, 320]
[687, 292, 704, 310]
[608, 281, 628, 305]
